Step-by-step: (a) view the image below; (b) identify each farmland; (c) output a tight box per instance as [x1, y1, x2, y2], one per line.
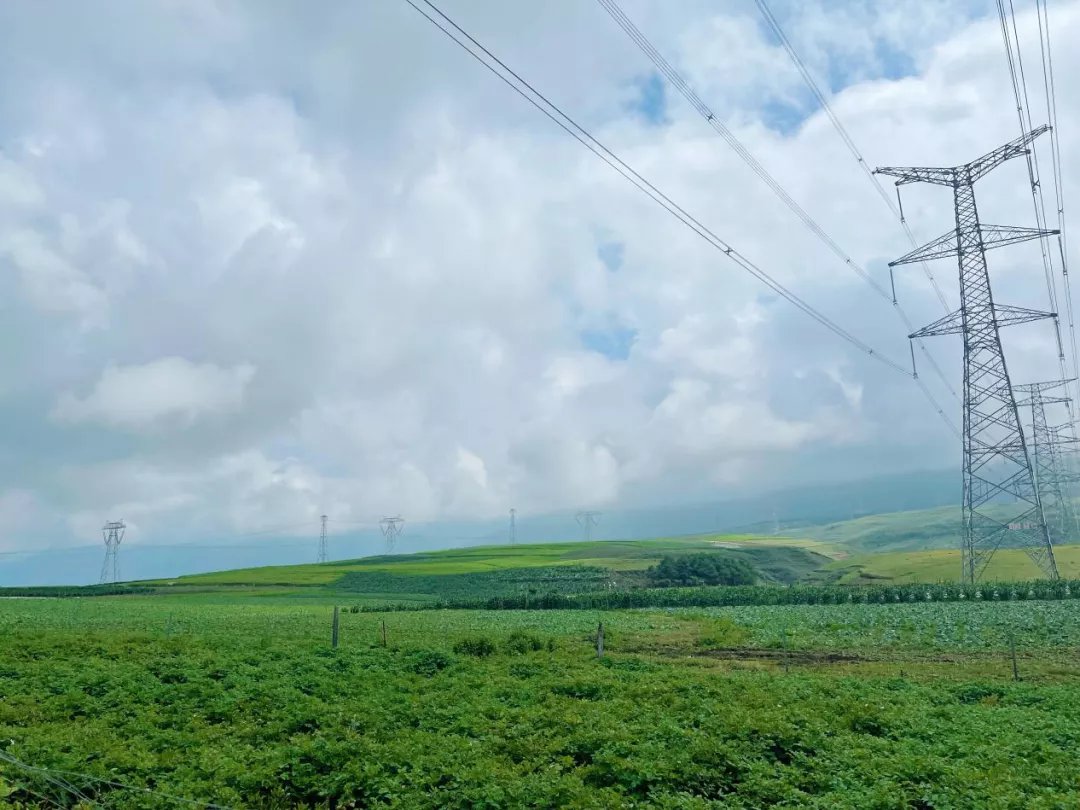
[6, 538, 1080, 806]
[820, 544, 1080, 584]
[3, 594, 1080, 807]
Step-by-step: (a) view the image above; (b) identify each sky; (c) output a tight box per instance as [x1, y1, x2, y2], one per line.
[2, 0, 1078, 561]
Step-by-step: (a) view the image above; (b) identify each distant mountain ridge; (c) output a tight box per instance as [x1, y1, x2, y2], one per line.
[0, 467, 959, 586]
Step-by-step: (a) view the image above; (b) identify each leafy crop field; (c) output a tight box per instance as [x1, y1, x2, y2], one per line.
[3, 595, 1080, 807]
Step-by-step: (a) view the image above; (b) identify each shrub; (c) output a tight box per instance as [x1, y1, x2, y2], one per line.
[504, 631, 545, 654]
[408, 649, 454, 676]
[453, 636, 497, 657]
[646, 553, 757, 588]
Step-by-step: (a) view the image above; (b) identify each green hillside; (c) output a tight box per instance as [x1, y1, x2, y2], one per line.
[148, 534, 833, 602]
[796, 502, 1080, 554]
[795, 504, 966, 553]
[818, 544, 1080, 584]
[123, 504, 1080, 599]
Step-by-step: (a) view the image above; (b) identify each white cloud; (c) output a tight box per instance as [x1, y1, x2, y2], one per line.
[52, 358, 256, 431]
[1, 0, 1074, 554]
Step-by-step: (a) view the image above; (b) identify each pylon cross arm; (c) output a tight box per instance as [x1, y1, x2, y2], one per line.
[907, 304, 1053, 339]
[967, 125, 1049, 181]
[873, 165, 955, 186]
[890, 225, 1058, 267]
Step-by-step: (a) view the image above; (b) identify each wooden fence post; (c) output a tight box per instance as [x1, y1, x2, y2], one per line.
[381, 619, 388, 648]
[1010, 633, 1019, 681]
[782, 627, 790, 673]
[331, 606, 340, 649]
[596, 622, 604, 659]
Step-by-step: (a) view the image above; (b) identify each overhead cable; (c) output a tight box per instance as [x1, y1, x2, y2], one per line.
[595, 0, 958, 404]
[400, 0, 960, 437]
[996, 0, 1080, 421]
[750, 0, 952, 314]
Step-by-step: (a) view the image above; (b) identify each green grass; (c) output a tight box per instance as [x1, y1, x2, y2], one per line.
[3, 596, 1080, 806]
[821, 543, 1080, 583]
[796, 502, 1080, 555]
[151, 534, 833, 595]
[796, 505, 969, 553]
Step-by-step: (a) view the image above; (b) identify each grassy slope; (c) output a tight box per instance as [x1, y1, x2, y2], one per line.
[796, 505, 966, 553]
[123, 505, 1080, 596]
[153, 534, 834, 594]
[798, 502, 1080, 555]
[821, 543, 1080, 584]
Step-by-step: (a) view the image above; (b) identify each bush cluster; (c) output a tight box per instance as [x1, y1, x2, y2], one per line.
[646, 553, 757, 587]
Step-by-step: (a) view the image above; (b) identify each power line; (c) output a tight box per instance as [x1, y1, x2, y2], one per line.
[995, 0, 1080, 420]
[318, 514, 328, 563]
[1033, 0, 1080, 427]
[595, 0, 960, 415]
[401, 0, 959, 437]
[750, 0, 953, 315]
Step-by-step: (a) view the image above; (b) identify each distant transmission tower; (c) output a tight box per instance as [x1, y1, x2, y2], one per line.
[877, 127, 1060, 583]
[509, 508, 517, 545]
[99, 520, 126, 584]
[379, 516, 404, 553]
[1015, 381, 1080, 546]
[318, 514, 328, 563]
[575, 511, 601, 542]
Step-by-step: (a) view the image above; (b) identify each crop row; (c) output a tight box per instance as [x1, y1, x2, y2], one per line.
[356, 577, 1080, 612]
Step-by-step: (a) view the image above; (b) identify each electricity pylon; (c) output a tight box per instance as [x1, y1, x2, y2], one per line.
[100, 520, 126, 584]
[318, 514, 328, 563]
[509, 508, 517, 545]
[1015, 381, 1080, 546]
[877, 126, 1060, 583]
[575, 511, 601, 542]
[379, 516, 404, 553]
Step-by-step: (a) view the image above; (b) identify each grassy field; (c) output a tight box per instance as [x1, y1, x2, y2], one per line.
[797, 502, 1080, 554]
[821, 544, 1080, 584]
[2, 594, 1079, 807]
[146, 535, 834, 601]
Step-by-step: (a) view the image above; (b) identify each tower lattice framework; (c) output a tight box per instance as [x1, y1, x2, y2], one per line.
[379, 516, 404, 554]
[1016, 380, 1080, 547]
[877, 127, 1060, 583]
[100, 520, 126, 584]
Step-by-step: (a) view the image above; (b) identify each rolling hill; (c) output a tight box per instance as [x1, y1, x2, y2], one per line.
[149, 534, 834, 602]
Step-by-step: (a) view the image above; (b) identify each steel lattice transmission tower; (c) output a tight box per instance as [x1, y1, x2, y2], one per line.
[99, 520, 126, 584]
[379, 516, 404, 553]
[1049, 423, 1080, 540]
[1015, 381, 1080, 546]
[318, 514, 328, 563]
[509, 508, 517, 545]
[877, 126, 1060, 583]
[575, 511, 600, 542]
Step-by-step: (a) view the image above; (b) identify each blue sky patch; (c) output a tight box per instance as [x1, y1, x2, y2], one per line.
[580, 325, 638, 361]
[628, 72, 669, 125]
[760, 98, 810, 136]
[597, 240, 625, 272]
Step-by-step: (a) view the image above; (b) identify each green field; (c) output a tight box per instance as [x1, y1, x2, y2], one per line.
[796, 505, 969, 553]
[3, 595, 1080, 807]
[147, 534, 834, 602]
[822, 544, 1080, 584]
[7, 516, 1080, 804]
